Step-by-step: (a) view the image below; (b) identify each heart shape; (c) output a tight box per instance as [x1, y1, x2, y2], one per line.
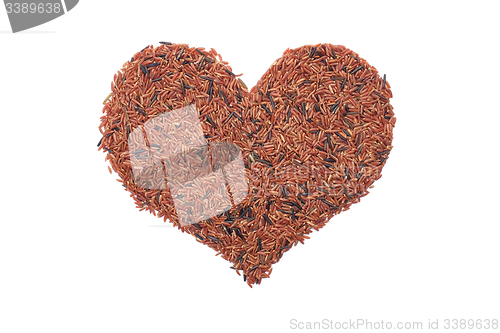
[99, 43, 395, 286]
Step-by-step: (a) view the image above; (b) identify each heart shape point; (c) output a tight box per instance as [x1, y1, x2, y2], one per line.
[99, 43, 395, 286]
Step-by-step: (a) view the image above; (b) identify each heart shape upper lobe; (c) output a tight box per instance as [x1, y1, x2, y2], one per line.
[99, 43, 395, 286]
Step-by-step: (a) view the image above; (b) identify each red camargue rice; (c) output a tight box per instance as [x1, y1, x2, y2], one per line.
[99, 43, 396, 286]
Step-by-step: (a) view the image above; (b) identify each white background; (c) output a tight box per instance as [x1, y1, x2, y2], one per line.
[1, 1, 499, 332]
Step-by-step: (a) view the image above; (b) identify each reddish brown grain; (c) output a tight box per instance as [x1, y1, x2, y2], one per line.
[99, 43, 396, 287]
